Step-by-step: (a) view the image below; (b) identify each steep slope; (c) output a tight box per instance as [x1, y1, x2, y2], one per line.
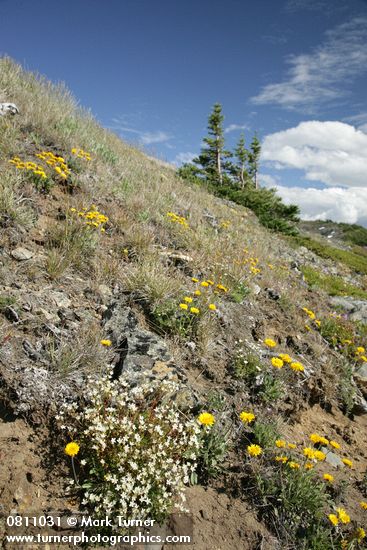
[1, 58, 367, 549]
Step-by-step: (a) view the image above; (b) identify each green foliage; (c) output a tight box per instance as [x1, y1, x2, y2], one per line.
[233, 349, 261, 383]
[259, 373, 283, 402]
[91, 141, 118, 164]
[230, 281, 250, 303]
[338, 222, 367, 247]
[291, 235, 367, 275]
[0, 294, 16, 311]
[192, 103, 232, 185]
[213, 185, 299, 235]
[301, 266, 367, 299]
[229, 133, 251, 188]
[248, 133, 261, 189]
[150, 300, 197, 339]
[254, 466, 331, 547]
[253, 420, 279, 448]
[195, 421, 230, 483]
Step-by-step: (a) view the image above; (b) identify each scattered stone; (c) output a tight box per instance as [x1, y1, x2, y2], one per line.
[329, 296, 367, 324]
[266, 288, 281, 301]
[250, 283, 261, 296]
[50, 291, 72, 309]
[4, 306, 20, 323]
[11, 247, 33, 261]
[324, 450, 345, 468]
[103, 299, 186, 384]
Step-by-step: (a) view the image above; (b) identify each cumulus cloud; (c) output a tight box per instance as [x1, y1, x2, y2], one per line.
[261, 121, 367, 188]
[251, 17, 367, 111]
[273, 185, 367, 226]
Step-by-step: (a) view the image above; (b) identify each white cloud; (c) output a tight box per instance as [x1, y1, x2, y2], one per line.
[251, 17, 367, 111]
[274, 185, 367, 226]
[173, 152, 196, 166]
[261, 121, 367, 188]
[109, 120, 171, 146]
[224, 124, 249, 134]
[139, 131, 171, 145]
[259, 174, 280, 188]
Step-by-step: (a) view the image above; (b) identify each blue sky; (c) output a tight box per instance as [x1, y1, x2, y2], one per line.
[1, 0, 367, 225]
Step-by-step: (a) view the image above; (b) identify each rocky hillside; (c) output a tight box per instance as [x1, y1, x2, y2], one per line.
[1, 58, 367, 549]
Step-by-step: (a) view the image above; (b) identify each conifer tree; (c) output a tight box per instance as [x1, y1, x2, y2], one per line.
[232, 133, 250, 188]
[193, 103, 232, 185]
[248, 134, 261, 189]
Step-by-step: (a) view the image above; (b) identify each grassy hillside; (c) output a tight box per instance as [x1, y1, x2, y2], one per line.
[1, 58, 367, 549]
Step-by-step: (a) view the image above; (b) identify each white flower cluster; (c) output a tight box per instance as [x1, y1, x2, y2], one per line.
[57, 371, 200, 520]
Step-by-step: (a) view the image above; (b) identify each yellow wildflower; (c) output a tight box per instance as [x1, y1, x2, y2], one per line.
[329, 440, 340, 449]
[209, 304, 217, 311]
[275, 456, 288, 463]
[303, 447, 316, 459]
[201, 281, 209, 287]
[328, 514, 339, 526]
[247, 444, 262, 457]
[194, 290, 201, 296]
[264, 338, 277, 348]
[271, 357, 283, 369]
[342, 458, 353, 468]
[323, 474, 334, 483]
[336, 508, 350, 524]
[356, 346, 365, 354]
[190, 307, 200, 314]
[179, 303, 188, 310]
[278, 353, 292, 363]
[65, 442, 79, 457]
[275, 439, 286, 448]
[290, 362, 305, 372]
[287, 443, 297, 449]
[355, 528, 366, 541]
[197, 412, 215, 426]
[288, 461, 300, 469]
[184, 297, 193, 303]
[239, 411, 256, 424]
[192, 277, 199, 283]
[314, 450, 326, 461]
[360, 501, 367, 510]
[305, 462, 314, 470]
[100, 339, 112, 347]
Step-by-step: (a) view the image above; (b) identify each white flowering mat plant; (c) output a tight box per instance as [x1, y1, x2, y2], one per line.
[57, 372, 200, 524]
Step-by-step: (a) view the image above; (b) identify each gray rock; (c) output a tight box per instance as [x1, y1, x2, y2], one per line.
[324, 449, 345, 468]
[50, 291, 72, 309]
[250, 283, 261, 296]
[11, 247, 33, 261]
[354, 364, 367, 398]
[329, 296, 367, 324]
[102, 299, 185, 384]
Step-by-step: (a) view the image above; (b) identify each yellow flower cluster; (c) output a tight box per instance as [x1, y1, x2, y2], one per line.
[9, 156, 48, 179]
[302, 307, 321, 330]
[355, 346, 367, 362]
[70, 205, 108, 232]
[328, 507, 351, 526]
[268, 346, 305, 373]
[71, 147, 92, 161]
[36, 150, 71, 180]
[167, 212, 189, 229]
[177, 276, 229, 316]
